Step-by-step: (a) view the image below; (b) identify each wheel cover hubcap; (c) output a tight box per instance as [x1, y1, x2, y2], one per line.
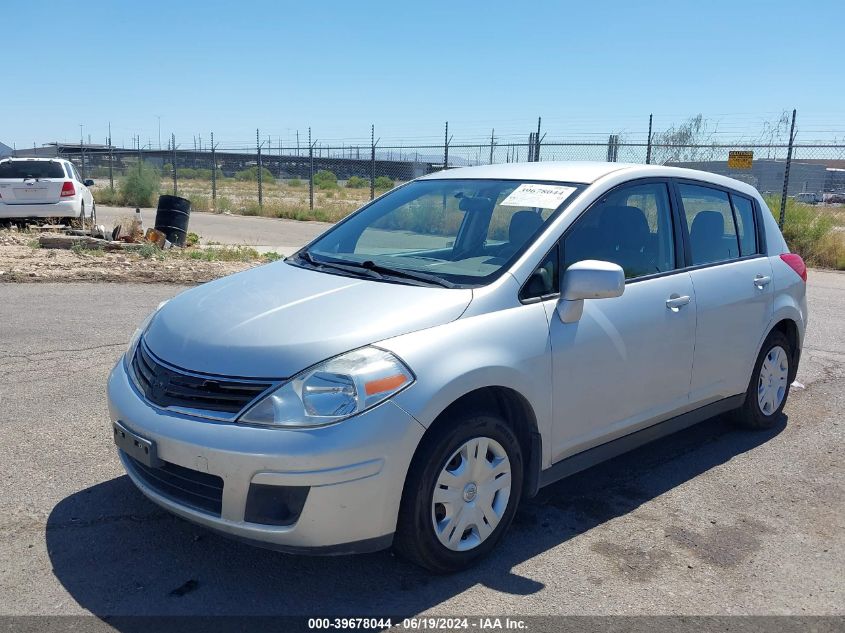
[431, 436, 512, 552]
[757, 345, 789, 416]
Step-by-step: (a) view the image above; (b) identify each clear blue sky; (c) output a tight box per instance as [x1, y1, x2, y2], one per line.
[2, 0, 842, 150]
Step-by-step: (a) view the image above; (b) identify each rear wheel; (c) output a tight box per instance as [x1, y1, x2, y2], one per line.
[394, 412, 523, 573]
[732, 330, 792, 430]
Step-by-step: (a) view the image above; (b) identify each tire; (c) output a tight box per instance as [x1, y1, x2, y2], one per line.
[394, 411, 523, 573]
[68, 203, 85, 229]
[732, 330, 792, 430]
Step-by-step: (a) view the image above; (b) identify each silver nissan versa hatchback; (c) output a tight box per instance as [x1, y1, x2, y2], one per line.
[108, 162, 808, 572]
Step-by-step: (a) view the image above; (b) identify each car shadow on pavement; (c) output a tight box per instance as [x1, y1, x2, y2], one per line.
[46, 413, 786, 619]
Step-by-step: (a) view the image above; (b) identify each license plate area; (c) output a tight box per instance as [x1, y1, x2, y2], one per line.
[113, 421, 161, 468]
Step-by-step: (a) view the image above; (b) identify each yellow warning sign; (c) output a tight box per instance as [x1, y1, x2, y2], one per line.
[728, 150, 754, 169]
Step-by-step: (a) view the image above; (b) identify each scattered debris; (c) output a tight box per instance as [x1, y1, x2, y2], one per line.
[37, 234, 137, 252]
[144, 228, 168, 249]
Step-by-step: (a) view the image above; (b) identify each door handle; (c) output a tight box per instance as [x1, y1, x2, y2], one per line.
[666, 294, 691, 311]
[754, 274, 772, 288]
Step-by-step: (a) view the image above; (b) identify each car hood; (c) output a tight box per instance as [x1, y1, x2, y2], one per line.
[143, 261, 473, 378]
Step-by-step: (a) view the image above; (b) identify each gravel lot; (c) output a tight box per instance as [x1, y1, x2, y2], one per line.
[0, 270, 842, 621]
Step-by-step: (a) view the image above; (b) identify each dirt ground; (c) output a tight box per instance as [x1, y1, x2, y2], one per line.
[0, 230, 261, 284]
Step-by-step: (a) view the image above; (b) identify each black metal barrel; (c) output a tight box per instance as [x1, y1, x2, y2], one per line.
[154, 195, 192, 247]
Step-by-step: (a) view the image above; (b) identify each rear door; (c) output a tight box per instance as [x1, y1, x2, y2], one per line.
[0, 160, 66, 205]
[675, 181, 774, 404]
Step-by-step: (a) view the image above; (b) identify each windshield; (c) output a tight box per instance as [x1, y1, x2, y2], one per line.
[300, 179, 584, 287]
[0, 160, 66, 179]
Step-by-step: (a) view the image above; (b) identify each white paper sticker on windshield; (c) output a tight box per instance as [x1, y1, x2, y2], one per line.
[500, 184, 576, 209]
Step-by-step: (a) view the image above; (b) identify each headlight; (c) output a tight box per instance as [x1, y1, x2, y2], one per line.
[124, 300, 169, 370]
[238, 346, 414, 428]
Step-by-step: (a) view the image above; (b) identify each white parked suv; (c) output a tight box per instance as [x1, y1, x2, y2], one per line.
[108, 162, 808, 572]
[0, 157, 96, 225]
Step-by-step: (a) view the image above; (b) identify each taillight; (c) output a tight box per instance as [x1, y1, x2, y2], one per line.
[780, 253, 807, 282]
[60, 181, 75, 197]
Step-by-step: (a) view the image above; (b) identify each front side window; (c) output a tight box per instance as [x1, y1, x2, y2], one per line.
[677, 183, 740, 265]
[303, 179, 583, 287]
[563, 181, 676, 280]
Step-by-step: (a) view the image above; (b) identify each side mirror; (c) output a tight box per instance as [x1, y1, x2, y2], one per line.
[83, 179, 95, 187]
[557, 260, 625, 323]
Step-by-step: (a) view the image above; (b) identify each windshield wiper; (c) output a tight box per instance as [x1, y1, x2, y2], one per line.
[290, 251, 383, 280]
[355, 260, 457, 288]
[291, 252, 456, 288]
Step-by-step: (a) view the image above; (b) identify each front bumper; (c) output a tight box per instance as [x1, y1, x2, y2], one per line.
[0, 199, 80, 218]
[107, 359, 425, 553]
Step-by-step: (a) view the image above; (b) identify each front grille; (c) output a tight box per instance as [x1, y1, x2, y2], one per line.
[124, 451, 224, 516]
[132, 340, 272, 415]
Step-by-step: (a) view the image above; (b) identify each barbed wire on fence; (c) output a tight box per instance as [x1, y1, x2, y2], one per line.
[10, 112, 845, 226]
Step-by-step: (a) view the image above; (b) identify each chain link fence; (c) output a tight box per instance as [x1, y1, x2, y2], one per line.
[19, 125, 845, 229]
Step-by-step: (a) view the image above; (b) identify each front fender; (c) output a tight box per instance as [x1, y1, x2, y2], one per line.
[378, 301, 554, 468]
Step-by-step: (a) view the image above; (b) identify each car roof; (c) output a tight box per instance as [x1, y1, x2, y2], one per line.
[417, 161, 761, 197]
[0, 157, 67, 162]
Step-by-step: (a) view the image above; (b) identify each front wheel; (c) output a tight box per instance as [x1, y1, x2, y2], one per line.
[394, 412, 523, 573]
[732, 330, 792, 430]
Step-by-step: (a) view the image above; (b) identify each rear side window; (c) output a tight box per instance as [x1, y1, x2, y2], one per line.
[677, 183, 740, 265]
[730, 194, 759, 256]
[0, 161, 66, 179]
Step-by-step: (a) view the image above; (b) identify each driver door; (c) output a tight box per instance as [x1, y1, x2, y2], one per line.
[541, 180, 696, 462]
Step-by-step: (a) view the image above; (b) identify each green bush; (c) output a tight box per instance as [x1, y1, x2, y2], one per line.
[120, 162, 160, 207]
[346, 176, 368, 189]
[764, 195, 844, 270]
[92, 186, 122, 206]
[234, 166, 275, 183]
[214, 196, 233, 212]
[287, 178, 302, 187]
[313, 170, 338, 190]
[375, 176, 394, 190]
[175, 168, 219, 180]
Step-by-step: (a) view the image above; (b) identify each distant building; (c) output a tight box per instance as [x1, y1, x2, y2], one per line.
[671, 159, 829, 195]
[0, 141, 13, 157]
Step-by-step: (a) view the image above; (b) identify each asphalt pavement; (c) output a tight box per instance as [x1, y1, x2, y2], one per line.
[0, 269, 842, 621]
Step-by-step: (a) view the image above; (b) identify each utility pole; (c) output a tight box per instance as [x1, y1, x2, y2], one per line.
[157, 116, 161, 150]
